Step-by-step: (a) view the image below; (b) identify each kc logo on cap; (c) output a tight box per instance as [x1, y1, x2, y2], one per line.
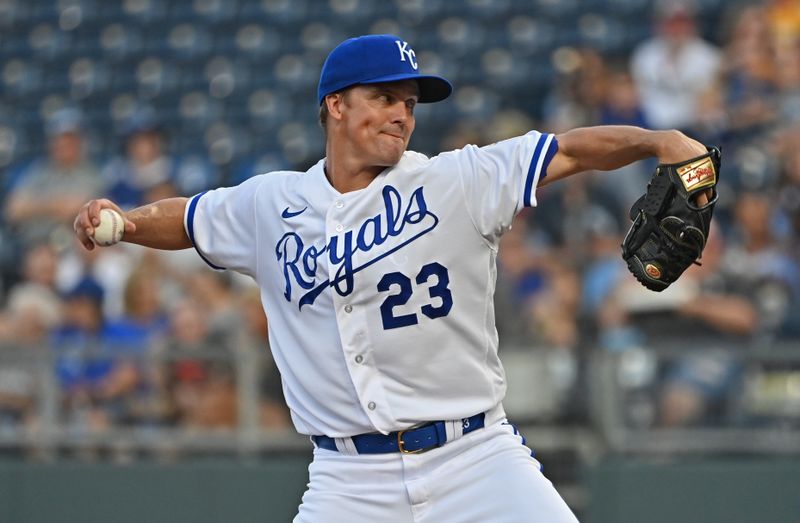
[317, 34, 452, 105]
[395, 40, 417, 70]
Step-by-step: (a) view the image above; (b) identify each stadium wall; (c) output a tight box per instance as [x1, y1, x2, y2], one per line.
[0, 456, 798, 522]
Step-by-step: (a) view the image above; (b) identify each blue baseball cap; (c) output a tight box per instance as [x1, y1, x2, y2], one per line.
[45, 107, 84, 137]
[317, 34, 452, 105]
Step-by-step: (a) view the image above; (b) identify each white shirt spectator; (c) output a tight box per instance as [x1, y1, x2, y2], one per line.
[631, 11, 722, 130]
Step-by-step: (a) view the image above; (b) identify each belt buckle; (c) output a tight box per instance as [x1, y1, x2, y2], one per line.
[397, 429, 425, 454]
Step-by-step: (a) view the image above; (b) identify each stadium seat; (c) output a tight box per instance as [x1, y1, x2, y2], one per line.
[576, 13, 626, 52]
[232, 23, 284, 65]
[298, 22, 338, 55]
[0, 125, 21, 170]
[178, 90, 220, 128]
[0, 0, 732, 187]
[28, 22, 71, 61]
[118, 0, 168, 23]
[185, 0, 237, 23]
[173, 151, 218, 194]
[272, 52, 317, 89]
[246, 88, 293, 132]
[367, 18, 405, 39]
[606, 0, 651, 16]
[394, 0, 446, 24]
[230, 150, 291, 185]
[480, 47, 530, 89]
[135, 56, 181, 99]
[165, 22, 213, 60]
[0, 0, 27, 30]
[527, 0, 580, 19]
[107, 92, 142, 133]
[463, 0, 512, 22]
[203, 55, 239, 100]
[1, 58, 45, 99]
[248, 0, 309, 25]
[98, 22, 144, 61]
[451, 85, 501, 121]
[506, 15, 557, 55]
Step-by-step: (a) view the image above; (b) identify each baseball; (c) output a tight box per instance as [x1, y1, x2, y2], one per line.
[92, 208, 125, 246]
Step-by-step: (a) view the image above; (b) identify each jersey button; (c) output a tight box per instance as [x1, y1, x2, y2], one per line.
[335, 200, 344, 209]
[344, 304, 353, 313]
[335, 224, 344, 232]
[355, 355, 363, 364]
[367, 401, 376, 410]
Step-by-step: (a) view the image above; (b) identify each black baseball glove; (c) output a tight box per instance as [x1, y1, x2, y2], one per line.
[621, 146, 721, 291]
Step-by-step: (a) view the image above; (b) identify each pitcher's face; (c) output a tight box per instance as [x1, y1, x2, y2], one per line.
[336, 80, 419, 167]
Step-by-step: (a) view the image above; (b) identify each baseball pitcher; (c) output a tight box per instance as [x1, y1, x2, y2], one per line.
[74, 35, 717, 522]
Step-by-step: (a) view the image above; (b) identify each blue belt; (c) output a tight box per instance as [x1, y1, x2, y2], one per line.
[312, 413, 485, 455]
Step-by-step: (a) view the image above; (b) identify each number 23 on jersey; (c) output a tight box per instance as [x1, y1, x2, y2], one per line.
[377, 261, 453, 330]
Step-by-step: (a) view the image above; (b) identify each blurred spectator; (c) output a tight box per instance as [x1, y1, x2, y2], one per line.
[0, 244, 61, 433]
[656, 230, 760, 427]
[660, 192, 798, 425]
[56, 237, 140, 320]
[579, 209, 626, 319]
[722, 5, 780, 143]
[557, 177, 625, 260]
[4, 108, 102, 248]
[774, 39, 800, 125]
[630, 0, 722, 131]
[53, 279, 154, 431]
[102, 108, 216, 207]
[495, 212, 584, 422]
[602, 227, 760, 427]
[688, 77, 728, 147]
[598, 69, 648, 129]
[766, 0, 800, 126]
[496, 212, 582, 352]
[105, 263, 169, 348]
[2, 243, 62, 344]
[181, 269, 239, 340]
[53, 277, 106, 349]
[161, 300, 237, 429]
[777, 127, 800, 242]
[52, 277, 115, 432]
[0, 348, 39, 430]
[722, 192, 797, 334]
[496, 213, 549, 342]
[102, 109, 180, 209]
[765, 0, 800, 47]
[0, 246, 58, 429]
[591, 69, 656, 207]
[780, 183, 800, 338]
[54, 274, 173, 433]
[528, 262, 582, 352]
[0, 0, 797, 453]
[237, 286, 290, 429]
[544, 48, 608, 133]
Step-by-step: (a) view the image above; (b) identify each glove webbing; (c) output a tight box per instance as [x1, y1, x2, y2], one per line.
[631, 170, 673, 220]
[640, 216, 702, 268]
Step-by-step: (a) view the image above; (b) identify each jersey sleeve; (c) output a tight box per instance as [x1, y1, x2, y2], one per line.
[184, 176, 262, 277]
[455, 130, 558, 242]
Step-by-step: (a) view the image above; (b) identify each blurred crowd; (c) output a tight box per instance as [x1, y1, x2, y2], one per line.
[0, 241, 290, 437]
[492, 0, 800, 429]
[0, 107, 289, 438]
[1, 0, 800, 451]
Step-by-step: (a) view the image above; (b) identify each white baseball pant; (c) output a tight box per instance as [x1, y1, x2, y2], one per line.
[294, 419, 579, 522]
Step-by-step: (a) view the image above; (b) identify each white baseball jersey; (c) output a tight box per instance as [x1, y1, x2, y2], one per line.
[185, 130, 558, 438]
